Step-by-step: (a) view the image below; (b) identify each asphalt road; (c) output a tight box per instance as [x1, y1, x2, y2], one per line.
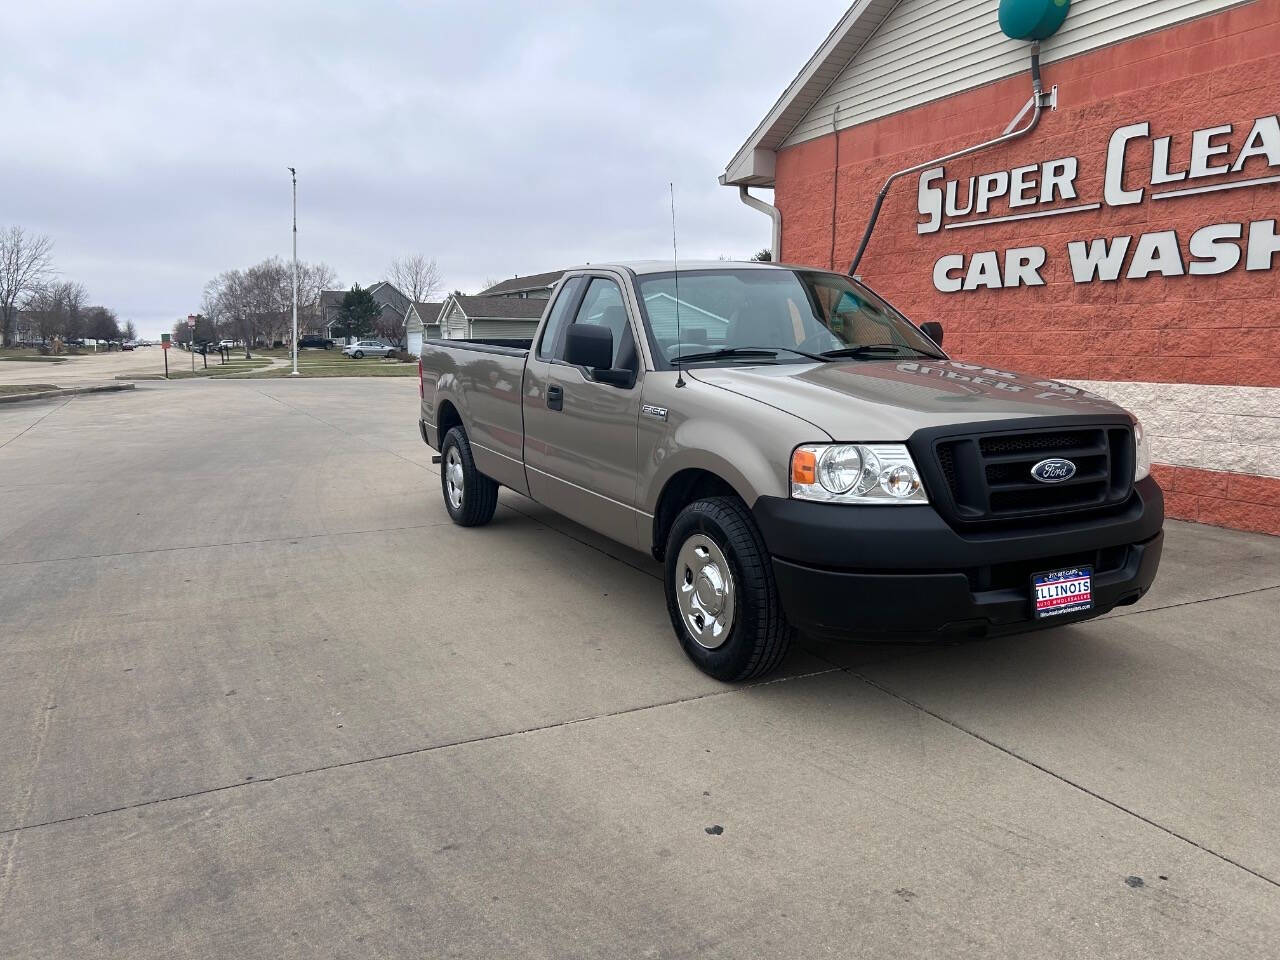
[1, 379, 1278, 958]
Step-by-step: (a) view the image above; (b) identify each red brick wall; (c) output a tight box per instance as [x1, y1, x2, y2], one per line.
[1152, 464, 1280, 534]
[775, 0, 1280, 387]
[773, 0, 1280, 535]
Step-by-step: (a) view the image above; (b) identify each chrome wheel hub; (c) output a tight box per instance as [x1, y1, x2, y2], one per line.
[675, 533, 735, 649]
[444, 447, 464, 509]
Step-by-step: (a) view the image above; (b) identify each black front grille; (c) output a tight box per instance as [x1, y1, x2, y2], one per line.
[929, 423, 1135, 525]
[979, 431, 1097, 457]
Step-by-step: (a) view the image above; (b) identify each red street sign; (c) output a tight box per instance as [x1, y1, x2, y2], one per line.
[161, 341, 170, 350]
[186, 318, 196, 328]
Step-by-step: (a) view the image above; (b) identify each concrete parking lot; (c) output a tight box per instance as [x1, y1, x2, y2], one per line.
[1, 379, 1278, 958]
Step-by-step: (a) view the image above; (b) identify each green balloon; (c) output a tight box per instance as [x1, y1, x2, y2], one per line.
[999, 0, 1070, 41]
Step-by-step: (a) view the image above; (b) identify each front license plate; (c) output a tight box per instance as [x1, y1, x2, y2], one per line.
[1032, 566, 1094, 619]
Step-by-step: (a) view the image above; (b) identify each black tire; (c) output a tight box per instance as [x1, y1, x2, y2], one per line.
[440, 426, 498, 527]
[664, 496, 790, 681]
[353, 350, 364, 359]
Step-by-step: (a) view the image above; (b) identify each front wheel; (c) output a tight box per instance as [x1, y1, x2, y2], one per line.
[440, 427, 498, 526]
[664, 496, 790, 681]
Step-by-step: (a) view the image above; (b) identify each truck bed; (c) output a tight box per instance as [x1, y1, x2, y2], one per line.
[420, 337, 532, 496]
[423, 337, 531, 354]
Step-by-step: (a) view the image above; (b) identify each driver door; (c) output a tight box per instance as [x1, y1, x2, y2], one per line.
[522, 274, 645, 548]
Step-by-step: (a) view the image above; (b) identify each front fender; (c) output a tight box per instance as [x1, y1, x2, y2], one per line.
[635, 374, 833, 553]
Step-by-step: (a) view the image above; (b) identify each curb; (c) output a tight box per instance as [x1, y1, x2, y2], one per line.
[0, 383, 137, 405]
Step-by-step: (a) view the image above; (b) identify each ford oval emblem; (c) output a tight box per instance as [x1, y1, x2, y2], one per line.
[1031, 458, 1077, 483]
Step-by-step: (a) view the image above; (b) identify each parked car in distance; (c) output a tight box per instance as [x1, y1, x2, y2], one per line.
[418, 260, 1164, 681]
[343, 340, 395, 359]
[298, 335, 333, 350]
[120, 341, 135, 351]
[216, 339, 236, 350]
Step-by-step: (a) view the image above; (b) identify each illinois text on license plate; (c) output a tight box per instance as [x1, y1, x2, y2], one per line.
[1032, 566, 1093, 619]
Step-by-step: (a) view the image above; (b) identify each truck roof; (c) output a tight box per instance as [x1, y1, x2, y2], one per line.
[562, 260, 799, 276]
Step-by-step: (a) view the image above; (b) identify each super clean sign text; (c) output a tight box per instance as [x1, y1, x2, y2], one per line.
[918, 114, 1280, 292]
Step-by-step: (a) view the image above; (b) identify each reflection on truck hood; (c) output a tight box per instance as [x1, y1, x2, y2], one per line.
[687, 359, 1128, 441]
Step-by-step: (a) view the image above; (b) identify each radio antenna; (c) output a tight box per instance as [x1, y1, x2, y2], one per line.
[670, 181, 686, 388]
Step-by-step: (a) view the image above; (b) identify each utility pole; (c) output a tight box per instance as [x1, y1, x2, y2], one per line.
[289, 167, 299, 376]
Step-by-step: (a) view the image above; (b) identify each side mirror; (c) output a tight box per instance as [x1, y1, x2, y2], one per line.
[920, 321, 944, 347]
[564, 324, 613, 370]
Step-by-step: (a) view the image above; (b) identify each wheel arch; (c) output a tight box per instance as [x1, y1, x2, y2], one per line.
[650, 465, 750, 561]
[437, 399, 463, 442]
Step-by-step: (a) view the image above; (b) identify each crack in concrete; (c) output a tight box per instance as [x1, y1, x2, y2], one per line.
[843, 667, 1280, 891]
[0, 395, 76, 451]
[0, 667, 840, 839]
[1104, 582, 1280, 619]
[0, 520, 456, 568]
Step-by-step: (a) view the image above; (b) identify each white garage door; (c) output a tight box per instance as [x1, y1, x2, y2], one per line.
[407, 329, 423, 357]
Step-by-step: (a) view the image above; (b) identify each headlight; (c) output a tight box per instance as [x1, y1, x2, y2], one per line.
[1133, 417, 1151, 481]
[791, 443, 928, 504]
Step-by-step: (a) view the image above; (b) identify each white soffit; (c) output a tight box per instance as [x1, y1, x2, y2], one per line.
[722, 0, 1249, 186]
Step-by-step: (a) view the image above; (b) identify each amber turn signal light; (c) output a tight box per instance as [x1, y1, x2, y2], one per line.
[790, 448, 816, 485]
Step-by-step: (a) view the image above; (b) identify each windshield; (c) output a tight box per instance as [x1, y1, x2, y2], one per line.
[635, 268, 944, 368]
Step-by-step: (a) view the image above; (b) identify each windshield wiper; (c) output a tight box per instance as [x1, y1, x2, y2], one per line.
[820, 343, 946, 361]
[672, 346, 831, 365]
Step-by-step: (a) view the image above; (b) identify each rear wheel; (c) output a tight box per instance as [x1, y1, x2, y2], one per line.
[353, 350, 364, 359]
[440, 426, 498, 526]
[664, 496, 790, 681]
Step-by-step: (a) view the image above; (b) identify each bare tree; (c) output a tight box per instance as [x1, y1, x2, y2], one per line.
[122, 320, 137, 341]
[24, 280, 88, 346]
[297, 261, 337, 334]
[372, 303, 406, 347]
[57, 281, 88, 341]
[85, 306, 119, 344]
[201, 257, 335, 351]
[25, 286, 62, 344]
[387, 254, 443, 306]
[0, 226, 54, 346]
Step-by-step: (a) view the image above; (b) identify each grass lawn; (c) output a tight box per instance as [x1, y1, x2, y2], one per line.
[0, 354, 68, 363]
[0, 383, 59, 395]
[117, 356, 274, 380]
[246, 362, 416, 378]
[106, 347, 416, 380]
[239, 350, 417, 378]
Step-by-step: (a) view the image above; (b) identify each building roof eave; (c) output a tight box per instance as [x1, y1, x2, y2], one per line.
[719, 0, 901, 187]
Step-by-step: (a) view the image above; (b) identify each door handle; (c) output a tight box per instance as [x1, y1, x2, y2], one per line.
[546, 384, 563, 411]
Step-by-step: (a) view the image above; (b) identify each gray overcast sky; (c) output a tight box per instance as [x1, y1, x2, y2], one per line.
[3, 0, 843, 339]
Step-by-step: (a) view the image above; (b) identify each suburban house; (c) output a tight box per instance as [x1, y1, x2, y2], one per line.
[434, 295, 546, 340]
[404, 301, 443, 356]
[318, 281, 409, 345]
[477, 270, 564, 300]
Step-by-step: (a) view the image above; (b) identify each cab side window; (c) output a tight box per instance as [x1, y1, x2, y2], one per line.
[564, 277, 637, 372]
[536, 276, 585, 361]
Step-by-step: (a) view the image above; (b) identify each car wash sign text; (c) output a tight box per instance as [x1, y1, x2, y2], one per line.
[918, 114, 1280, 292]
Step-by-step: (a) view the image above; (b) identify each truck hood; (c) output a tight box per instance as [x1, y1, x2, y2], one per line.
[687, 359, 1129, 441]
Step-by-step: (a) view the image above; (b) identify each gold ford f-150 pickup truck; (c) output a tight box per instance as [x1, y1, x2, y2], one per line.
[418, 261, 1163, 680]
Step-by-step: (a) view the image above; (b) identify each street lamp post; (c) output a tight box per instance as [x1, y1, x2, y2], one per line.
[289, 166, 299, 377]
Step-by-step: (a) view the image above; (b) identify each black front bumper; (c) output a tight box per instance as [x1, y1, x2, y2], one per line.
[754, 476, 1164, 640]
